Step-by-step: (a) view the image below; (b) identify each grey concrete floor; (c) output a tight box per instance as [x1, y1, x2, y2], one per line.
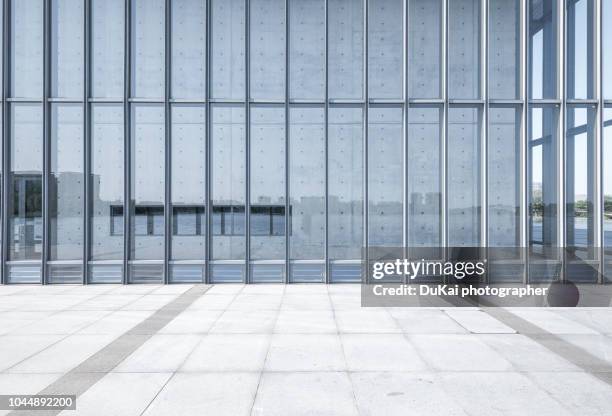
[0, 284, 611, 415]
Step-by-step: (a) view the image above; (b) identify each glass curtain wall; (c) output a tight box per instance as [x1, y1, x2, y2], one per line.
[7, 0, 44, 283]
[289, 106, 325, 282]
[1, 0, 611, 284]
[169, 0, 207, 283]
[565, 106, 597, 281]
[250, 105, 285, 282]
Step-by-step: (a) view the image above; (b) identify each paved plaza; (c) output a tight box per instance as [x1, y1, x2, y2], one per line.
[0, 284, 611, 415]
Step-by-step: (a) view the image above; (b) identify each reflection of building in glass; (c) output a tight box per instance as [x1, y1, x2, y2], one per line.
[1, 0, 611, 284]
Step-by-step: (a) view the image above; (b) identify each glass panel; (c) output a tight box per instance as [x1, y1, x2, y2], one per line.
[131, 0, 165, 98]
[50, 104, 84, 261]
[448, 0, 481, 99]
[529, 0, 557, 99]
[368, 0, 403, 99]
[0, 109, 2, 250]
[91, 104, 124, 260]
[329, 106, 363, 260]
[328, 0, 363, 100]
[51, 0, 84, 98]
[289, 0, 325, 100]
[605, 0, 612, 99]
[567, 0, 594, 100]
[250, 106, 285, 261]
[448, 106, 481, 246]
[172, 0, 206, 99]
[0, 7, 2, 96]
[528, 105, 559, 258]
[289, 106, 325, 260]
[605, 108, 612, 278]
[250, 0, 285, 100]
[488, 106, 520, 247]
[131, 105, 165, 260]
[92, 0, 124, 98]
[368, 106, 403, 246]
[407, 105, 441, 246]
[408, 0, 442, 99]
[211, 0, 245, 100]
[489, 0, 520, 99]
[566, 106, 596, 258]
[211, 105, 246, 260]
[9, 104, 43, 261]
[172, 105, 206, 260]
[11, 0, 44, 98]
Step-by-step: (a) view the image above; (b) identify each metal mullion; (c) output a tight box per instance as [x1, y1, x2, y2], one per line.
[596, 0, 603, 282]
[408, 99, 445, 104]
[566, 99, 599, 104]
[83, 0, 91, 284]
[87, 98, 123, 103]
[245, 0, 250, 283]
[363, 0, 368, 283]
[5, 98, 45, 103]
[42, 0, 51, 284]
[521, 0, 529, 284]
[47, 98, 83, 103]
[328, 99, 365, 104]
[402, 0, 408, 284]
[368, 98, 404, 104]
[164, 0, 171, 284]
[324, 0, 329, 284]
[128, 98, 164, 103]
[442, 0, 448, 282]
[1, 0, 8, 284]
[481, 0, 488, 265]
[560, 0, 566, 282]
[205, 0, 211, 284]
[123, 0, 131, 284]
[527, 99, 562, 104]
[284, 0, 290, 283]
[169, 98, 206, 104]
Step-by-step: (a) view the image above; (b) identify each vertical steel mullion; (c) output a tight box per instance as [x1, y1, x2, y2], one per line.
[284, 0, 290, 283]
[1, 0, 8, 285]
[164, 0, 171, 284]
[42, 0, 51, 284]
[363, 0, 368, 283]
[560, 0, 566, 282]
[245, 0, 250, 283]
[482, 0, 488, 261]
[402, 0, 408, 284]
[596, 0, 603, 282]
[203, 0, 213, 283]
[83, 0, 91, 284]
[324, 0, 329, 284]
[205, 0, 211, 284]
[522, 0, 529, 284]
[442, 0, 448, 281]
[123, 0, 131, 284]
[590, 0, 605, 284]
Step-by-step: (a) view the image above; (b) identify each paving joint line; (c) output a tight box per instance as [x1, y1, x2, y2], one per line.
[7, 284, 211, 416]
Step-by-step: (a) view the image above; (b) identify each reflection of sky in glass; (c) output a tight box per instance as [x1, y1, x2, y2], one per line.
[569, 108, 589, 198]
[530, 108, 543, 186]
[531, 29, 543, 99]
[568, 0, 589, 99]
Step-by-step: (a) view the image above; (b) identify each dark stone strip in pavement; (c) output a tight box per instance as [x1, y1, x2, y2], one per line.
[485, 307, 612, 383]
[8, 285, 211, 416]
